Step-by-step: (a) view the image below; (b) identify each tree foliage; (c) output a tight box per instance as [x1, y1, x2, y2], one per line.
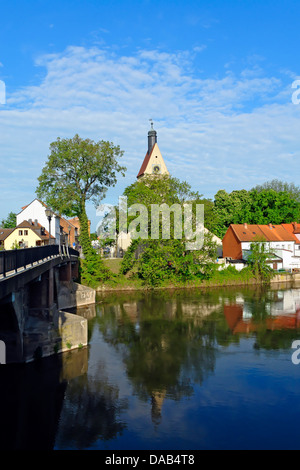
[246, 238, 275, 282]
[1, 212, 16, 228]
[136, 234, 217, 286]
[119, 175, 217, 286]
[252, 179, 300, 202]
[36, 134, 126, 285]
[213, 188, 300, 238]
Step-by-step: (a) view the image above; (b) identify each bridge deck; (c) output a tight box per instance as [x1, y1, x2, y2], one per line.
[0, 245, 79, 300]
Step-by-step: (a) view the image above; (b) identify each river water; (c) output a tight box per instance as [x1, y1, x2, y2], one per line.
[1, 283, 300, 450]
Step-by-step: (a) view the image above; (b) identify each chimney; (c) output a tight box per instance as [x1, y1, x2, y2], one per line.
[28, 219, 32, 225]
[34, 219, 38, 226]
[268, 223, 272, 229]
[243, 223, 247, 229]
[293, 222, 297, 232]
[148, 120, 157, 155]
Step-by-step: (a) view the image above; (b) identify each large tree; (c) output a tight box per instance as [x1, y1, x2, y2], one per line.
[213, 188, 300, 238]
[36, 134, 126, 284]
[118, 175, 218, 285]
[252, 179, 300, 202]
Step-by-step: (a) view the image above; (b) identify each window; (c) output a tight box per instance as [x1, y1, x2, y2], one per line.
[24, 230, 28, 236]
[18, 230, 23, 236]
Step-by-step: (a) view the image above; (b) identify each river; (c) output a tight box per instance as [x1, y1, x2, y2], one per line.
[1, 282, 300, 450]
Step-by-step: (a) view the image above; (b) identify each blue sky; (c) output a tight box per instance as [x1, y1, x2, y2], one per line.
[1, 0, 300, 230]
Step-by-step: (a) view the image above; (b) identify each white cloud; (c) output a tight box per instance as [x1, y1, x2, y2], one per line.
[0, 45, 299, 229]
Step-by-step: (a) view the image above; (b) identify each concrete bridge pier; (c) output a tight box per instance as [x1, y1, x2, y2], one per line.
[0, 257, 95, 364]
[0, 289, 28, 363]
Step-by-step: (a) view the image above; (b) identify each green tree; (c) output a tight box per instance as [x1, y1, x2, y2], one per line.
[213, 188, 300, 238]
[249, 189, 300, 224]
[10, 240, 21, 250]
[124, 174, 202, 207]
[213, 189, 253, 238]
[36, 134, 126, 285]
[119, 175, 217, 285]
[1, 212, 16, 228]
[246, 238, 275, 282]
[252, 179, 300, 202]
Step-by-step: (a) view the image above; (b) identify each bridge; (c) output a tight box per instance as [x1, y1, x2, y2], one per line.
[0, 245, 95, 364]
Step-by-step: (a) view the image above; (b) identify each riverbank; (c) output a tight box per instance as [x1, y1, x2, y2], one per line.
[94, 267, 300, 293]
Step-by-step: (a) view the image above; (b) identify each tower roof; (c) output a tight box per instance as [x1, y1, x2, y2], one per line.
[137, 123, 169, 179]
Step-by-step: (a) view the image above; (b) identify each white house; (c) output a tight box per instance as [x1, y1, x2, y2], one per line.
[16, 198, 82, 247]
[223, 223, 300, 271]
[17, 199, 60, 243]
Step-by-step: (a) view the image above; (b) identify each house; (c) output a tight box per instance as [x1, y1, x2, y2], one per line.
[0, 229, 14, 249]
[222, 223, 300, 271]
[0, 220, 54, 249]
[16, 199, 85, 247]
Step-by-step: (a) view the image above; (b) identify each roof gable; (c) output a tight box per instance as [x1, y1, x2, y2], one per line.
[13, 220, 54, 239]
[137, 142, 169, 178]
[0, 228, 14, 241]
[137, 147, 154, 178]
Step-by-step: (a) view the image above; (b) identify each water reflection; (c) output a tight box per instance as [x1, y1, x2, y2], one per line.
[2, 285, 300, 449]
[223, 287, 300, 349]
[0, 348, 88, 450]
[95, 291, 223, 424]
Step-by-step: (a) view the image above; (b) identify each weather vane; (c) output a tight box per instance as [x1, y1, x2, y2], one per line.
[149, 119, 154, 129]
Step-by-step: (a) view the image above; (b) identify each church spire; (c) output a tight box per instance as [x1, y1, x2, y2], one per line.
[137, 121, 169, 179]
[148, 119, 157, 155]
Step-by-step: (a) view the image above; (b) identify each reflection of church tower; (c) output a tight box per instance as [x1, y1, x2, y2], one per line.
[151, 389, 166, 425]
[137, 121, 169, 179]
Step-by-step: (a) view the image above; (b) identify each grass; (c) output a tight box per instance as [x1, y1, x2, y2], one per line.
[103, 258, 123, 274]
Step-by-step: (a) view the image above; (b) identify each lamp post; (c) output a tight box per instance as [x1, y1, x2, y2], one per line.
[45, 208, 54, 245]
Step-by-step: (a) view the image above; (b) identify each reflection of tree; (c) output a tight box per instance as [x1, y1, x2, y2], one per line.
[96, 292, 222, 424]
[55, 362, 128, 449]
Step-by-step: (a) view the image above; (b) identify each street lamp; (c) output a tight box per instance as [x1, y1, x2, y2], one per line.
[45, 208, 54, 245]
[68, 226, 71, 246]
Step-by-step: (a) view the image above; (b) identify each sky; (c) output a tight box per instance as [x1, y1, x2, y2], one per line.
[1, 0, 300, 231]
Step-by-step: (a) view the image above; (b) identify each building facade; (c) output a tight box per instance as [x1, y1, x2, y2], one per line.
[16, 199, 83, 247]
[0, 220, 54, 249]
[222, 223, 300, 271]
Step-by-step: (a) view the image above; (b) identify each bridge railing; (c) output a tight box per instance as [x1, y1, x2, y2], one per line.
[0, 245, 79, 278]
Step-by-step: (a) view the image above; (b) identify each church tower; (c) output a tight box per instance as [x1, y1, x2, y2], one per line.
[137, 121, 169, 179]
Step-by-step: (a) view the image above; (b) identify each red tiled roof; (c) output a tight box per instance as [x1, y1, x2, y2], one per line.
[282, 223, 300, 237]
[137, 146, 154, 178]
[17, 198, 48, 216]
[230, 224, 297, 243]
